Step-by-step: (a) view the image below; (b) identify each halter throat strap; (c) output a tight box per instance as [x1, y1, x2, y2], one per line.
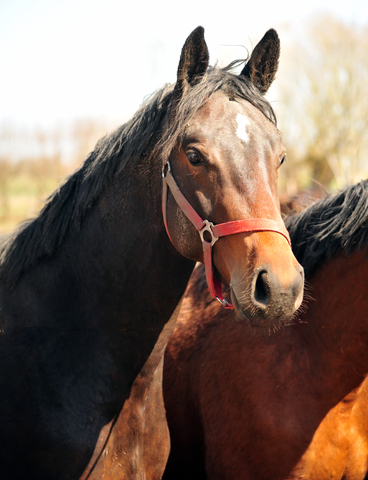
[162, 161, 291, 310]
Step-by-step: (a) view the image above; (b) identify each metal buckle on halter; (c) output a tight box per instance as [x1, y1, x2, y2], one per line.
[215, 296, 232, 307]
[162, 161, 171, 178]
[199, 219, 219, 247]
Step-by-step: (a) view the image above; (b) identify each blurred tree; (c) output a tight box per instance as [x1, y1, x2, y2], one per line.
[275, 16, 368, 192]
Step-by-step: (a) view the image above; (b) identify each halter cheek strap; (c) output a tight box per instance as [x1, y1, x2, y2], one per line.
[162, 161, 291, 310]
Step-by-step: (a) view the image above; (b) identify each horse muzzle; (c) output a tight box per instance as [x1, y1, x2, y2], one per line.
[230, 261, 304, 326]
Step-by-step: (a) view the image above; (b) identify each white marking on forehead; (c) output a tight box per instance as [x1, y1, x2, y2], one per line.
[236, 113, 251, 144]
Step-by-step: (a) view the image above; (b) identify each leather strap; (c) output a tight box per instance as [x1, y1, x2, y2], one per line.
[162, 161, 291, 309]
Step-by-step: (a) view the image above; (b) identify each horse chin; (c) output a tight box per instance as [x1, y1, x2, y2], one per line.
[230, 287, 294, 329]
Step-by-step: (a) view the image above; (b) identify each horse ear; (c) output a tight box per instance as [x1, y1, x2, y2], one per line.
[172, 26, 209, 102]
[240, 29, 280, 94]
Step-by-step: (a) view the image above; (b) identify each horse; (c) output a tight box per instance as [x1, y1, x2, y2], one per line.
[163, 179, 368, 480]
[0, 26, 303, 480]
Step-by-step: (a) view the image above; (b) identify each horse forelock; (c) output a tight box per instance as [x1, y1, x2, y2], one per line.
[0, 60, 276, 287]
[285, 179, 368, 279]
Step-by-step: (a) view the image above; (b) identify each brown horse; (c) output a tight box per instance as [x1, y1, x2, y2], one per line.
[0, 27, 302, 480]
[163, 179, 368, 480]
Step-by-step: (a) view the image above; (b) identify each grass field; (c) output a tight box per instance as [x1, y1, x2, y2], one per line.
[0, 193, 48, 235]
[0, 165, 74, 236]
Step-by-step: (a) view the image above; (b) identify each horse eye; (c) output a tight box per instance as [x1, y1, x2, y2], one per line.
[279, 154, 287, 167]
[186, 150, 203, 166]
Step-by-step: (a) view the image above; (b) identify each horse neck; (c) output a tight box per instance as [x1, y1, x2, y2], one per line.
[297, 249, 368, 397]
[73, 154, 194, 329]
[9, 152, 194, 337]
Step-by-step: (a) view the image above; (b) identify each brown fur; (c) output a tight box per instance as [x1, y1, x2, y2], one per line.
[163, 253, 368, 479]
[163, 179, 368, 479]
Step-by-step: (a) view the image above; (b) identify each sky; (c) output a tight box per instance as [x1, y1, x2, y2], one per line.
[0, 0, 367, 129]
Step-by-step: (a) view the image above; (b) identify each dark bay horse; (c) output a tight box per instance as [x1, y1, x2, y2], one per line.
[0, 27, 303, 480]
[163, 179, 368, 480]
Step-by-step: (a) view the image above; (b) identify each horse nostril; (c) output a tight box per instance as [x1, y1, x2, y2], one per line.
[253, 271, 269, 308]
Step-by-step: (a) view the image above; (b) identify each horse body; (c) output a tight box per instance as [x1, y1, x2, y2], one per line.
[0, 26, 303, 479]
[0, 151, 191, 479]
[163, 181, 368, 480]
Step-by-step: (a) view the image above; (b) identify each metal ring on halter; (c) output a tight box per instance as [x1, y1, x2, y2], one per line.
[199, 220, 219, 247]
[162, 161, 171, 178]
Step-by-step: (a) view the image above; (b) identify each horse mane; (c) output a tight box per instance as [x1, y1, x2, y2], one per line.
[286, 179, 368, 279]
[0, 60, 276, 287]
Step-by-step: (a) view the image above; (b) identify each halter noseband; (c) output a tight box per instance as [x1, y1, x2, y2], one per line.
[162, 161, 291, 310]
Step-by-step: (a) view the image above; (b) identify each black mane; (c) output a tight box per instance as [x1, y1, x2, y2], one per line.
[0, 61, 276, 287]
[286, 179, 368, 279]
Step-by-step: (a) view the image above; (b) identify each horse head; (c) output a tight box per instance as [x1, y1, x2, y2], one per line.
[161, 27, 304, 326]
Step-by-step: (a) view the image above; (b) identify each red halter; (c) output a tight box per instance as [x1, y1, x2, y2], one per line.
[162, 161, 291, 309]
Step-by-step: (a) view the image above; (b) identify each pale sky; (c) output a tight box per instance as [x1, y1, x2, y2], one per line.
[1, 0, 367, 128]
